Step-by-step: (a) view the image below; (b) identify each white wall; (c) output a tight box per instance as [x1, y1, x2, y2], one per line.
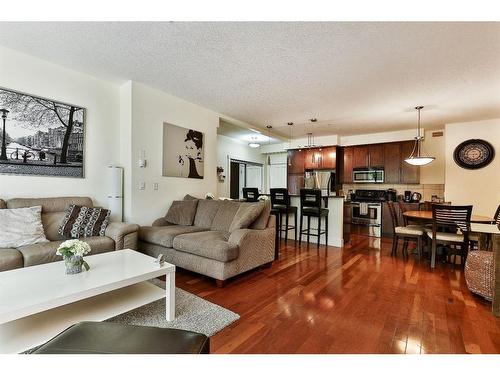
[420, 130, 445, 184]
[121, 81, 219, 225]
[217, 134, 266, 198]
[445, 118, 500, 216]
[0, 46, 120, 208]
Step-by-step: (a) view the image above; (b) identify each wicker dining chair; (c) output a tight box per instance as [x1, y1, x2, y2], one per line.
[388, 201, 424, 259]
[428, 204, 472, 268]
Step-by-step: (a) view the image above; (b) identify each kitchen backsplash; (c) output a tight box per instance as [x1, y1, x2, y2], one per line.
[342, 183, 445, 202]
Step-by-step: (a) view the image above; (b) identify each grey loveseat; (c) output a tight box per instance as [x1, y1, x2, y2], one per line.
[138, 199, 275, 286]
[0, 196, 139, 272]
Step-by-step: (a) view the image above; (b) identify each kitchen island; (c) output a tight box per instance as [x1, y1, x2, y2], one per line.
[284, 195, 345, 247]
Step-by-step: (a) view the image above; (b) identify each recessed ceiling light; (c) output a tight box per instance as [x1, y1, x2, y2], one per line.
[310, 118, 317, 122]
[248, 142, 261, 148]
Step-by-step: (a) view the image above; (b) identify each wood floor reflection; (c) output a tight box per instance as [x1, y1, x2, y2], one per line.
[175, 234, 500, 354]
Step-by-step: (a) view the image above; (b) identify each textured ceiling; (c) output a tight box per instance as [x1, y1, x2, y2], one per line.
[0, 22, 499, 138]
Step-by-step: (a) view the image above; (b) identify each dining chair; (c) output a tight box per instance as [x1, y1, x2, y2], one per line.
[242, 187, 260, 202]
[388, 201, 424, 259]
[419, 201, 451, 211]
[428, 204, 472, 268]
[398, 201, 428, 232]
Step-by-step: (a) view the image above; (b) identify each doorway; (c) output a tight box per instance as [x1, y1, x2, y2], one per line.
[229, 159, 263, 199]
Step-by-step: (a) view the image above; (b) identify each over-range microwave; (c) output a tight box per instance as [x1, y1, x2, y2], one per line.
[352, 168, 384, 183]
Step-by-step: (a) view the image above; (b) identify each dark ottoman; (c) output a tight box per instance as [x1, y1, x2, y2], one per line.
[33, 322, 210, 354]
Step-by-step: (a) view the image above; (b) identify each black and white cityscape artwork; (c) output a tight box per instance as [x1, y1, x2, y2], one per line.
[162, 122, 204, 179]
[0, 87, 85, 177]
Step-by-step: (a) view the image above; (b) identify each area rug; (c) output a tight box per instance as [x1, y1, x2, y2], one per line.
[106, 279, 239, 337]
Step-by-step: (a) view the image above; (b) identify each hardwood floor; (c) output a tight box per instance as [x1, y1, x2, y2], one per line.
[175, 234, 500, 354]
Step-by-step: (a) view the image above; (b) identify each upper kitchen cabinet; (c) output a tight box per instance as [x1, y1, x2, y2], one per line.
[287, 149, 304, 174]
[352, 145, 369, 168]
[342, 146, 353, 183]
[400, 140, 420, 184]
[321, 146, 337, 169]
[351, 144, 384, 168]
[383, 142, 401, 184]
[368, 144, 384, 167]
[304, 148, 322, 170]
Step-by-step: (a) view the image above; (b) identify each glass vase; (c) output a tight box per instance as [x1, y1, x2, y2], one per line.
[64, 255, 83, 275]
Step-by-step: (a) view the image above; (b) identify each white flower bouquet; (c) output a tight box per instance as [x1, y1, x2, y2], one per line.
[56, 239, 92, 273]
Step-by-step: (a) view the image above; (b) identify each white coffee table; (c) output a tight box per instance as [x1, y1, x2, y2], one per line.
[0, 249, 175, 353]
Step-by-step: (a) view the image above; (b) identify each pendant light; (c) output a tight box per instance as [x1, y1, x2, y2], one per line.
[287, 122, 293, 166]
[248, 136, 260, 148]
[266, 125, 272, 165]
[404, 106, 435, 166]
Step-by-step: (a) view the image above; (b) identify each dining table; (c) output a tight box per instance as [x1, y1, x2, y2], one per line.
[403, 210, 493, 224]
[402, 210, 493, 269]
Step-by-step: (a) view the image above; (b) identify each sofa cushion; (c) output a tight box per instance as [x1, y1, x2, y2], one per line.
[59, 205, 111, 238]
[172, 231, 239, 262]
[17, 236, 115, 267]
[0, 248, 24, 271]
[165, 200, 198, 226]
[249, 200, 271, 230]
[210, 201, 241, 232]
[42, 212, 67, 241]
[183, 194, 199, 201]
[0, 206, 49, 248]
[193, 200, 221, 228]
[229, 202, 265, 232]
[7, 197, 93, 213]
[139, 225, 206, 248]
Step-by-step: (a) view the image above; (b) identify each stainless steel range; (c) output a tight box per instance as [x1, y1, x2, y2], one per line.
[348, 189, 385, 237]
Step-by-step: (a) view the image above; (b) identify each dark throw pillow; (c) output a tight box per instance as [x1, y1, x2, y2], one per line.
[165, 200, 199, 226]
[59, 204, 111, 239]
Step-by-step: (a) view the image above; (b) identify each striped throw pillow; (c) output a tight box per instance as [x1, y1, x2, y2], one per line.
[58, 204, 111, 238]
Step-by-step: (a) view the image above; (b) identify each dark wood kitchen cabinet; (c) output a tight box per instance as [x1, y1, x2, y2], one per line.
[287, 149, 304, 174]
[400, 140, 420, 184]
[304, 149, 322, 170]
[368, 144, 384, 167]
[383, 142, 401, 184]
[342, 146, 353, 183]
[321, 146, 337, 169]
[352, 145, 369, 168]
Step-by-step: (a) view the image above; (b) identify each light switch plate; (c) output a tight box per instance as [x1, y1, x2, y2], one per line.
[153, 183, 159, 190]
[139, 182, 146, 190]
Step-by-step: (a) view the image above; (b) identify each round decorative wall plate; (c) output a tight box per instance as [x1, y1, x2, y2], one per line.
[453, 139, 495, 169]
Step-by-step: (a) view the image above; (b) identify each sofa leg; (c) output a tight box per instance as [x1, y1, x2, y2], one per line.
[261, 261, 273, 269]
[215, 279, 226, 288]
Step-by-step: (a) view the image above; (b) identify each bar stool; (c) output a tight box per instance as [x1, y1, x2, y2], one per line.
[270, 188, 297, 243]
[242, 187, 260, 202]
[298, 189, 329, 249]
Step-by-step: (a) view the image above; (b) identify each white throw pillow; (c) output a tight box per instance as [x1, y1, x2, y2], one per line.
[0, 206, 49, 248]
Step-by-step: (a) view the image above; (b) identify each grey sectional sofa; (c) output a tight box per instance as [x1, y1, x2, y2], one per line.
[0, 196, 139, 272]
[138, 199, 275, 286]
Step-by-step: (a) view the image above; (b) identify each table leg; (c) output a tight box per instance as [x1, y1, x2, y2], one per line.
[165, 271, 175, 321]
[493, 234, 500, 317]
[431, 239, 437, 268]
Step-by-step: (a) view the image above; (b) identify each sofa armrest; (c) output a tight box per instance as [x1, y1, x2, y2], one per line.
[227, 225, 275, 273]
[152, 217, 174, 227]
[105, 222, 140, 250]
